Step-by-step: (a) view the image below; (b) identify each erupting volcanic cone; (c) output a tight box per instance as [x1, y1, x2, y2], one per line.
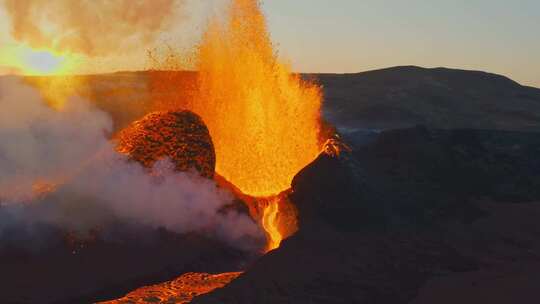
[116, 111, 216, 178]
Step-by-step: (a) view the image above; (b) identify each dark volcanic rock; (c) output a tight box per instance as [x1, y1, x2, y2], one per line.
[194, 128, 540, 304]
[356, 127, 540, 206]
[194, 229, 477, 304]
[0, 204, 248, 304]
[116, 111, 216, 178]
[193, 151, 477, 304]
[318, 66, 540, 131]
[289, 151, 385, 231]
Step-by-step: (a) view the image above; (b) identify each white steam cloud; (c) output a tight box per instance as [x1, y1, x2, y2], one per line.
[0, 77, 262, 249]
[0, 77, 112, 201]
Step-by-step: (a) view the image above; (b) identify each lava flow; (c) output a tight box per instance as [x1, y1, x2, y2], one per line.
[261, 198, 282, 250]
[98, 272, 242, 304]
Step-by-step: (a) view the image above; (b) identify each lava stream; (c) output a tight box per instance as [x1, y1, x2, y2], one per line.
[261, 198, 282, 251]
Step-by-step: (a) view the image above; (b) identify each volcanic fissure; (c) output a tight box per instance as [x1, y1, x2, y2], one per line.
[149, 0, 326, 253]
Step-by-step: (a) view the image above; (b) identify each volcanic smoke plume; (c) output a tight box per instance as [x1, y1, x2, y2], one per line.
[3, 0, 182, 57]
[0, 77, 262, 249]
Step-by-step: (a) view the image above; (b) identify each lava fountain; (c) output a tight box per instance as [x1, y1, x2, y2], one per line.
[194, 0, 322, 197]
[146, 0, 324, 251]
[189, 0, 323, 251]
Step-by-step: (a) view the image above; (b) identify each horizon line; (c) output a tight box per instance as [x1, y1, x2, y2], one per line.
[1, 65, 538, 89]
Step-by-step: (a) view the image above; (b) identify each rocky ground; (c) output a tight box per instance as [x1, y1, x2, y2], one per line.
[0, 223, 249, 304]
[193, 127, 540, 303]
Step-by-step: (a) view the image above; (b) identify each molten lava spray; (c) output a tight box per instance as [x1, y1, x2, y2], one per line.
[191, 0, 323, 250]
[194, 0, 322, 198]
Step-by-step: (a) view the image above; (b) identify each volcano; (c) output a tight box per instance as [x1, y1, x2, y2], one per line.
[1, 0, 539, 302]
[2, 69, 540, 303]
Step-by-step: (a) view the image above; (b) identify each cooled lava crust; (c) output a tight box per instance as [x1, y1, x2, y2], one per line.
[116, 111, 216, 178]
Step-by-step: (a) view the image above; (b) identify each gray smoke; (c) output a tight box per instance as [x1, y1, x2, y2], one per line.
[0, 77, 263, 249]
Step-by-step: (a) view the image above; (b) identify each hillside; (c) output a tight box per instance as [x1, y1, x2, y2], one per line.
[193, 127, 540, 304]
[317, 66, 540, 131]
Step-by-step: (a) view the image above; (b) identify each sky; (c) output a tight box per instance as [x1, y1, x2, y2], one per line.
[0, 0, 538, 87]
[262, 0, 540, 87]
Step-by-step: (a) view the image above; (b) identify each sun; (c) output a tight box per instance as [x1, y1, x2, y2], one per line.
[0, 44, 80, 76]
[23, 50, 63, 75]
[0, 44, 85, 110]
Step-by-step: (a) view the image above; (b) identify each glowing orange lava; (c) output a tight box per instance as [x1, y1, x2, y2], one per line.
[149, 0, 324, 250]
[99, 272, 242, 304]
[192, 0, 323, 250]
[193, 0, 323, 198]
[261, 198, 282, 251]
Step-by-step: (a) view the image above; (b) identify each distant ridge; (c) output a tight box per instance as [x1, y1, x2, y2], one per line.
[317, 66, 540, 131]
[4, 66, 539, 132]
[313, 65, 532, 88]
